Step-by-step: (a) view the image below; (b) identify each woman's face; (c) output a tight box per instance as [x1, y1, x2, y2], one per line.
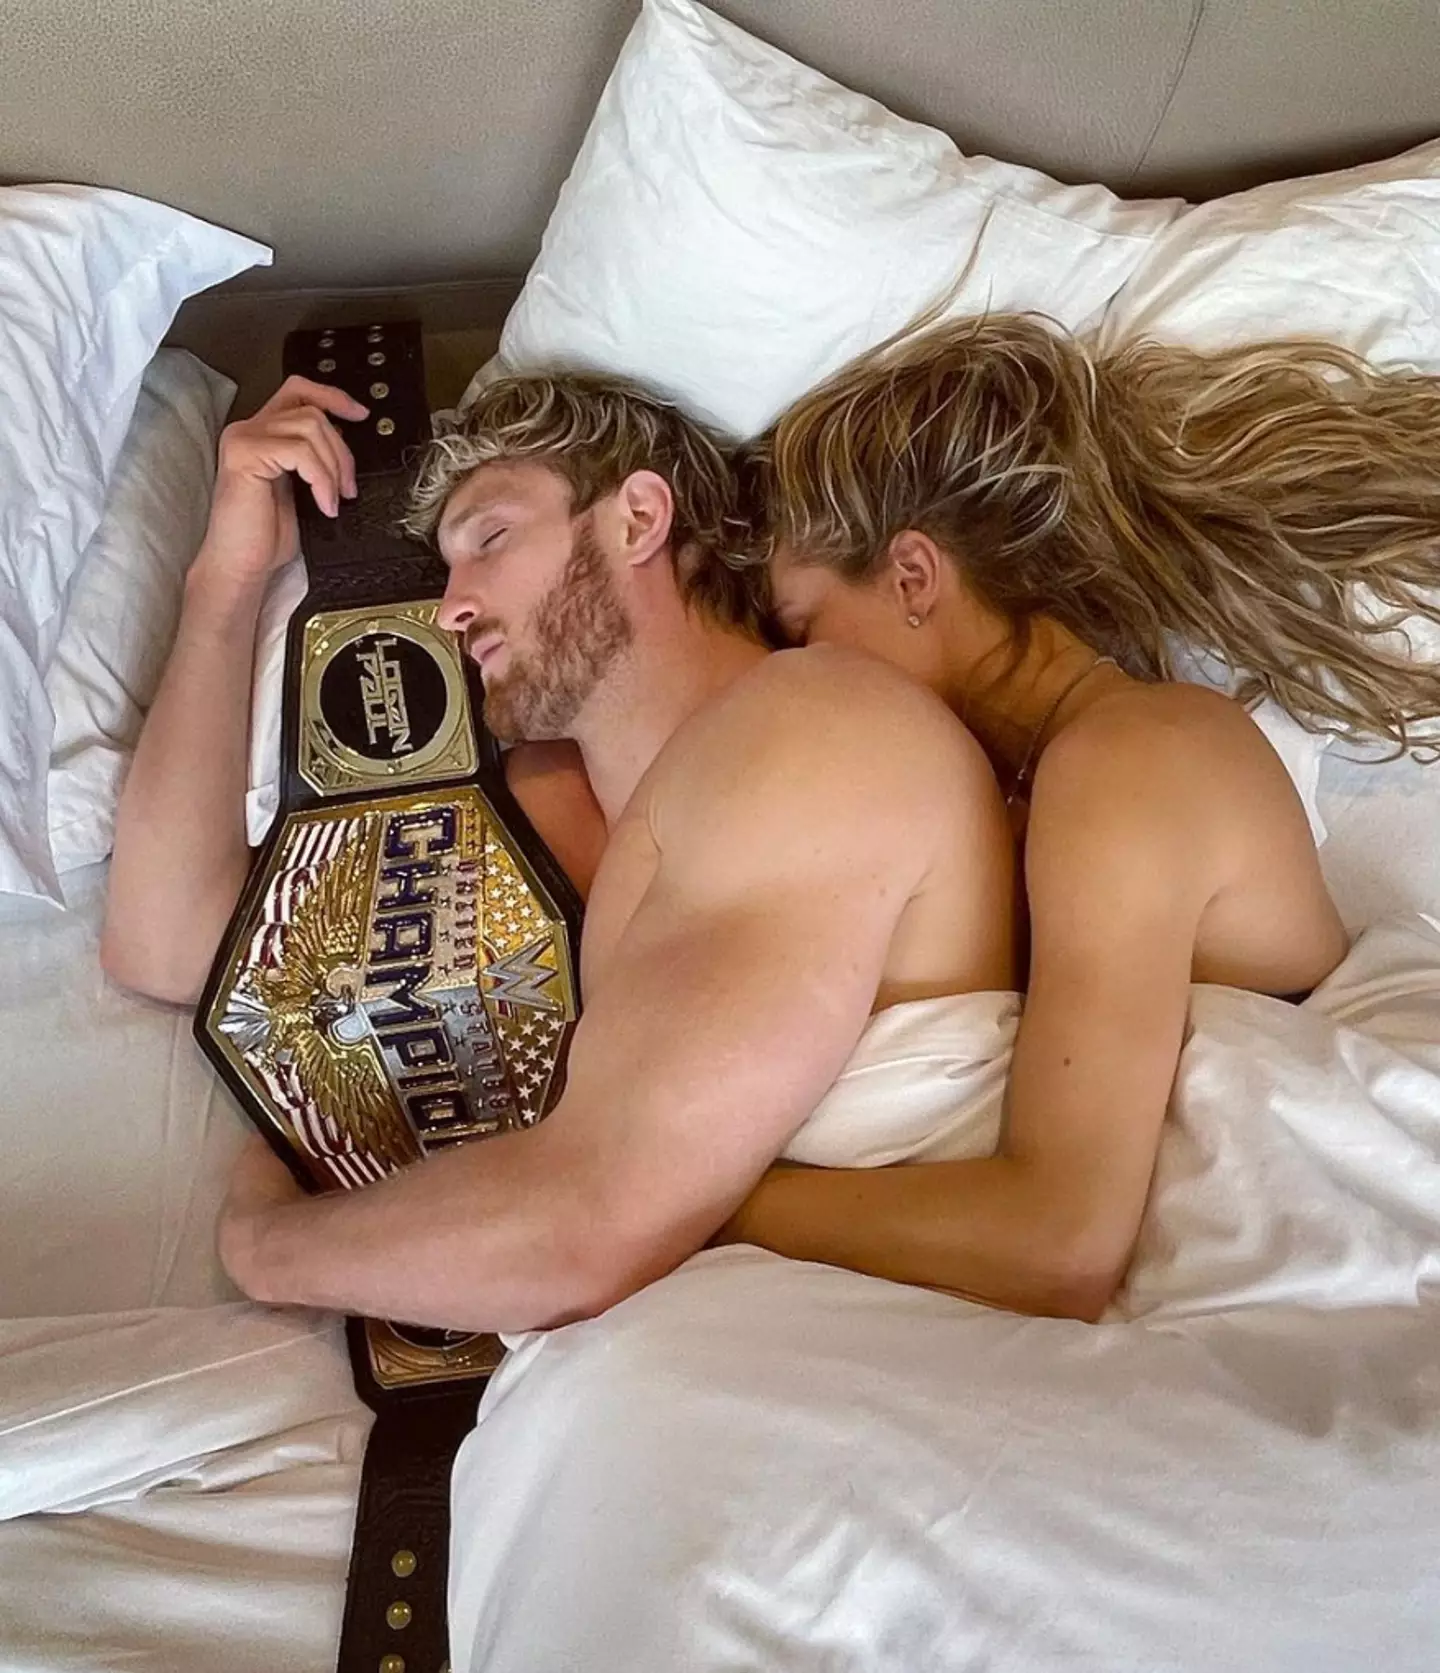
[768, 548, 938, 689]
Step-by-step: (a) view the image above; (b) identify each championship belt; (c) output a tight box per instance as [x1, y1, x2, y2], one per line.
[194, 322, 583, 1673]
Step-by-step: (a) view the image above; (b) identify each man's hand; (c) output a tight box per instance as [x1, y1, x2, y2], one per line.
[198, 376, 369, 587]
[218, 1138, 307, 1301]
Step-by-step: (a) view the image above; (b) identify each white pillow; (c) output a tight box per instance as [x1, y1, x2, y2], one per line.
[496, 0, 1183, 438]
[1099, 138, 1440, 370]
[0, 185, 269, 901]
[45, 350, 236, 876]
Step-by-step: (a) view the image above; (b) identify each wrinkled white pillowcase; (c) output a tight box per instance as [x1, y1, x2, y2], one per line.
[46, 350, 235, 876]
[1100, 137, 1440, 368]
[494, 0, 1183, 437]
[0, 185, 269, 900]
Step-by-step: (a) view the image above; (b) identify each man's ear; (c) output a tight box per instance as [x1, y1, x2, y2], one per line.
[884, 530, 945, 622]
[613, 469, 676, 570]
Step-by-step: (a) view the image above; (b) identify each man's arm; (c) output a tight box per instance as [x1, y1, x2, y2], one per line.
[102, 378, 366, 1004]
[719, 722, 1209, 1323]
[102, 559, 268, 1003]
[219, 654, 974, 1332]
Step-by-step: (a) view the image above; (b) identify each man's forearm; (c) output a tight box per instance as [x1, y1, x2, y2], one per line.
[103, 555, 268, 1002]
[227, 1122, 625, 1334]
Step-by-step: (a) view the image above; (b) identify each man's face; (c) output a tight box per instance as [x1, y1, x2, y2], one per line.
[436, 460, 633, 743]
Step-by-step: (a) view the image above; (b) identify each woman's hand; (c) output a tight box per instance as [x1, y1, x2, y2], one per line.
[196, 376, 369, 587]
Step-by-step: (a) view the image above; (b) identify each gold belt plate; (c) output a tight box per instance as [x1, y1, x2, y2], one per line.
[297, 601, 478, 795]
[201, 787, 579, 1388]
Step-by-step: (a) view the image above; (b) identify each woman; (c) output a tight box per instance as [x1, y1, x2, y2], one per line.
[717, 313, 1440, 1321]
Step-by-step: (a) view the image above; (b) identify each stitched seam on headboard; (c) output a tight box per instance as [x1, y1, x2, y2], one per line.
[1127, 0, 1210, 187]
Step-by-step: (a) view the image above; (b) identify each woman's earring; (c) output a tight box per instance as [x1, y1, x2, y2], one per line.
[906, 613, 923, 628]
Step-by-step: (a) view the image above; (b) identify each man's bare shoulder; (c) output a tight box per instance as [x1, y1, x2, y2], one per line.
[719, 643, 985, 758]
[647, 646, 999, 870]
[739, 642, 953, 718]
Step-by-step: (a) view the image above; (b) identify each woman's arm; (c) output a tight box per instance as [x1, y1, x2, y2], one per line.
[719, 723, 1210, 1322]
[504, 741, 609, 902]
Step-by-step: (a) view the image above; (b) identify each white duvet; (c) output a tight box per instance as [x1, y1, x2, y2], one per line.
[4, 917, 1439, 1672]
[446, 913, 1440, 1672]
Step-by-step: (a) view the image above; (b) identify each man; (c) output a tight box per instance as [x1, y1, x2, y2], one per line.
[104, 369, 1016, 1333]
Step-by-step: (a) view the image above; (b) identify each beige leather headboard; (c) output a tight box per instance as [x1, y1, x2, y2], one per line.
[10, 0, 1440, 289]
[7, 0, 1440, 403]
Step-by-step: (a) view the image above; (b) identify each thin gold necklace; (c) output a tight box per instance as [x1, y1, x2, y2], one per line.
[1004, 654, 1117, 808]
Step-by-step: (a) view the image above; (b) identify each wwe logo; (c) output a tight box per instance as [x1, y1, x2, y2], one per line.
[484, 936, 562, 1013]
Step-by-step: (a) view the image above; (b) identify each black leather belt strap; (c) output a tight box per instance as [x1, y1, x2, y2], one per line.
[196, 320, 583, 1673]
[337, 1327, 479, 1673]
[281, 322, 482, 1673]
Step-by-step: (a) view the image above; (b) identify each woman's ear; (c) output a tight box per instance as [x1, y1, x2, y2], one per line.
[613, 469, 676, 569]
[884, 530, 945, 623]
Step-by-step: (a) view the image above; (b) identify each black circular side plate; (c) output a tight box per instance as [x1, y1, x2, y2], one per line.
[318, 630, 448, 762]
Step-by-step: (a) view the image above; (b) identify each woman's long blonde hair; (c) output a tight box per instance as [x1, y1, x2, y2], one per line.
[755, 313, 1440, 752]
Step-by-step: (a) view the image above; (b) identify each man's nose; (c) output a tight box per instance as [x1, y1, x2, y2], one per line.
[436, 571, 478, 635]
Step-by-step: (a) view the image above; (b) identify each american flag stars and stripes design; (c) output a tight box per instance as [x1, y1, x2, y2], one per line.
[219, 797, 576, 1189]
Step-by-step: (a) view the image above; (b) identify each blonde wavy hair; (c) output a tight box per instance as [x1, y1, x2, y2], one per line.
[752, 313, 1440, 752]
[406, 370, 759, 635]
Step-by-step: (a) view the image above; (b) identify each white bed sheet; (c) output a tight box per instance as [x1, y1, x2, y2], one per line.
[454, 1261, 1440, 1673]
[0, 751, 1436, 1671]
[0, 1307, 365, 1673]
[0, 863, 245, 1317]
[1318, 747, 1440, 931]
[0, 867, 369, 1672]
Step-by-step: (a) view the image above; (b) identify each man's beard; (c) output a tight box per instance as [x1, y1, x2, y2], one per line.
[479, 520, 634, 744]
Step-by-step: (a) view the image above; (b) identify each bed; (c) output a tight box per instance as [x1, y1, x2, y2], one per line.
[3, 743, 1438, 1673]
[4, 2, 1440, 1669]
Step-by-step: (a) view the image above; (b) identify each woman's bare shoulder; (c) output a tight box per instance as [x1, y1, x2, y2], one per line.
[1030, 678, 1344, 993]
[1042, 679, 1281, 784]
[1031, 678, 1311, 855]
